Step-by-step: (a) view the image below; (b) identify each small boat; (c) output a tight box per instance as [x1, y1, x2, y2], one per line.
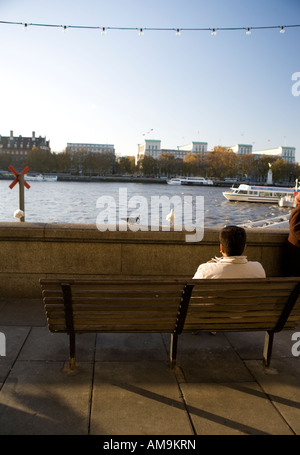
[278, 179, 299, 207]
[278, 194, 296, 208]
[167, 177, 214, 186]
[43, 174, 58, 182]
[25, 173, 44, 182]
[223, 184, 296, 203]
[180, 177, 214, 186]
[167, 178, 182, 185]
[25, 173, 58, 182]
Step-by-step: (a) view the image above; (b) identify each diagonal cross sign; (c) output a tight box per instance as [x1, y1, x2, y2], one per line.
[8, 165, 30, 222]
[8, 165, 31, 189]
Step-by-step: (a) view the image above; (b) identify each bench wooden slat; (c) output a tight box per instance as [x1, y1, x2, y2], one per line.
[45, 300, 182, 308]
[189, 278, 300, 286]
[47, 317, 177, 325]
[191, 287, 298, 295]
[186, 311, 283, 319]
[190, 299, 292, 307]
[44, 301, 182, 314]
[188, 303, 285, 311]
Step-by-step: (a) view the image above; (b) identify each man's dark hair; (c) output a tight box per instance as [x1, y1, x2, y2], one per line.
[219, 225, 246, 256]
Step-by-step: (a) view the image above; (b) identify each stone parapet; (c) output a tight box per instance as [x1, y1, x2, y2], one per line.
[0, 222, 289, 298]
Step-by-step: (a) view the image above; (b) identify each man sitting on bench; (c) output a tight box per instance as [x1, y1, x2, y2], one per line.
[193, 225, 266, 279]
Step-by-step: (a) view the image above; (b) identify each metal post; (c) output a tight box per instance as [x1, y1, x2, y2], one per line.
[18, 173, 25, 222]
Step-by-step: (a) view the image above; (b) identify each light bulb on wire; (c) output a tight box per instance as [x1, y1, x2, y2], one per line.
[0, 19, 299, 37]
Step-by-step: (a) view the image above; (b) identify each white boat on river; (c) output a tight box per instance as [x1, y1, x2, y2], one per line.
[167, 176, 214, 186]
[223, 184, 297, 203]
[278, 194, 296, 208]
[25, 173, 58, 182]
[167, 178, 182, 185]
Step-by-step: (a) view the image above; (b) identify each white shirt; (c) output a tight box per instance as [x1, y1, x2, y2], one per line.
[193, 255, 266, 279]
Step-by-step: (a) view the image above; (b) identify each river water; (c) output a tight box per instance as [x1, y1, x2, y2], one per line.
[0, 180, 292, 227]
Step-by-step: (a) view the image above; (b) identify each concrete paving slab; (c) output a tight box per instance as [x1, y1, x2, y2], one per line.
[246, 358, 300, 435]
[1, 297, 299, 437]
[172, 332, 253, 382]
[0, 360, 93, 435]
[90, 361, 193, 435]
[0, 326, 30, 382]
[225, 328, 299, 361]
[95, 333, 169, 362]
[181, 381, 294, 435]
[0, 299, 45, 326]
[18, 326, 96, 363]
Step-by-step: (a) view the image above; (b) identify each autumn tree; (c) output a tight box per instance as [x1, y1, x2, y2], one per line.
[183, 152, 207, 176]
[212, 146, 233, 153]
[92, 152, 115, 174]
[270, 158, 300, 184]
[158, 152, 183, 177]
[25, 147, 54, 172]
[237, 154, 257, 180]
[116, 156, 136, 174]
[287, 162, 300, 184]
[53, 151, 72, 173]
[139, 155, 158, 176]
[206, 150, 238, 178]
[0, 153, 12, 169]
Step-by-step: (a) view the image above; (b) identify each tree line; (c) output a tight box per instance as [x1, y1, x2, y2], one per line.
[138, 149, 299, 184]
[0, 146, 299, 184]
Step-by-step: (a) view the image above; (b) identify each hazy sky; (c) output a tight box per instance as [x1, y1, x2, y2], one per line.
[0, 0, 299, 159]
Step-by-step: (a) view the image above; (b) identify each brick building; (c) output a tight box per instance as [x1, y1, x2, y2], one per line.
[0, 130, 51, 163]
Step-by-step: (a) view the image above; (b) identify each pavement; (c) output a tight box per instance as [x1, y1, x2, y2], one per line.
[0, 297, 300, 436]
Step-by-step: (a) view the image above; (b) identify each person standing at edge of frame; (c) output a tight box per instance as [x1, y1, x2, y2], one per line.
[287, 193, 300, 277]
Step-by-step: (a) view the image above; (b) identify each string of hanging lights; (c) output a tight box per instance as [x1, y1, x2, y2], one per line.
[0, 20, 299, 35]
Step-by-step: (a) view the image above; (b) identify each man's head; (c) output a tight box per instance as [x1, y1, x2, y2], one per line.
[296, 192, 300, 205]
[219, 225, 246, 257]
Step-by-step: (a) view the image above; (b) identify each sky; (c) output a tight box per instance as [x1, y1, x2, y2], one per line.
[0, 0, 299, 160]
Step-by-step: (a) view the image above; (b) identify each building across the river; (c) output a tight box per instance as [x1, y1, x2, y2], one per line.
[137, 139, 208, 162]
[251, 146, 296, 163]
[67, 142, 115, 156]
[228, 144, 295, 163]
[137, 139, 296, 164]
[0, 130, 50, 162]
[228, 144, 253, 155]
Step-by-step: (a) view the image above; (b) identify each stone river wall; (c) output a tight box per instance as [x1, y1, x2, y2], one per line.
[0, 222, 290, 298]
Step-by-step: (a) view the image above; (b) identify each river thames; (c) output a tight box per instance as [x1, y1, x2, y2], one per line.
[0, 180, 292, 227]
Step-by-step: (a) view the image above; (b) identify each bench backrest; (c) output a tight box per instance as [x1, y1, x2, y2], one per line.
[40, 278, 189, 334]
[184, 278, 300, 332]
[40, 277, 300, 335]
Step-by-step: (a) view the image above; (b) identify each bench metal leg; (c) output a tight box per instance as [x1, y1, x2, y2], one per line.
[263, 331, 274, 367]
[69, 332, 76, 370]
[170, 333, 178, 369]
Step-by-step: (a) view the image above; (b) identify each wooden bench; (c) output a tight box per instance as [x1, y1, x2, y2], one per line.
[39, 278, 192, 370]
[40, 277, 300, 370]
